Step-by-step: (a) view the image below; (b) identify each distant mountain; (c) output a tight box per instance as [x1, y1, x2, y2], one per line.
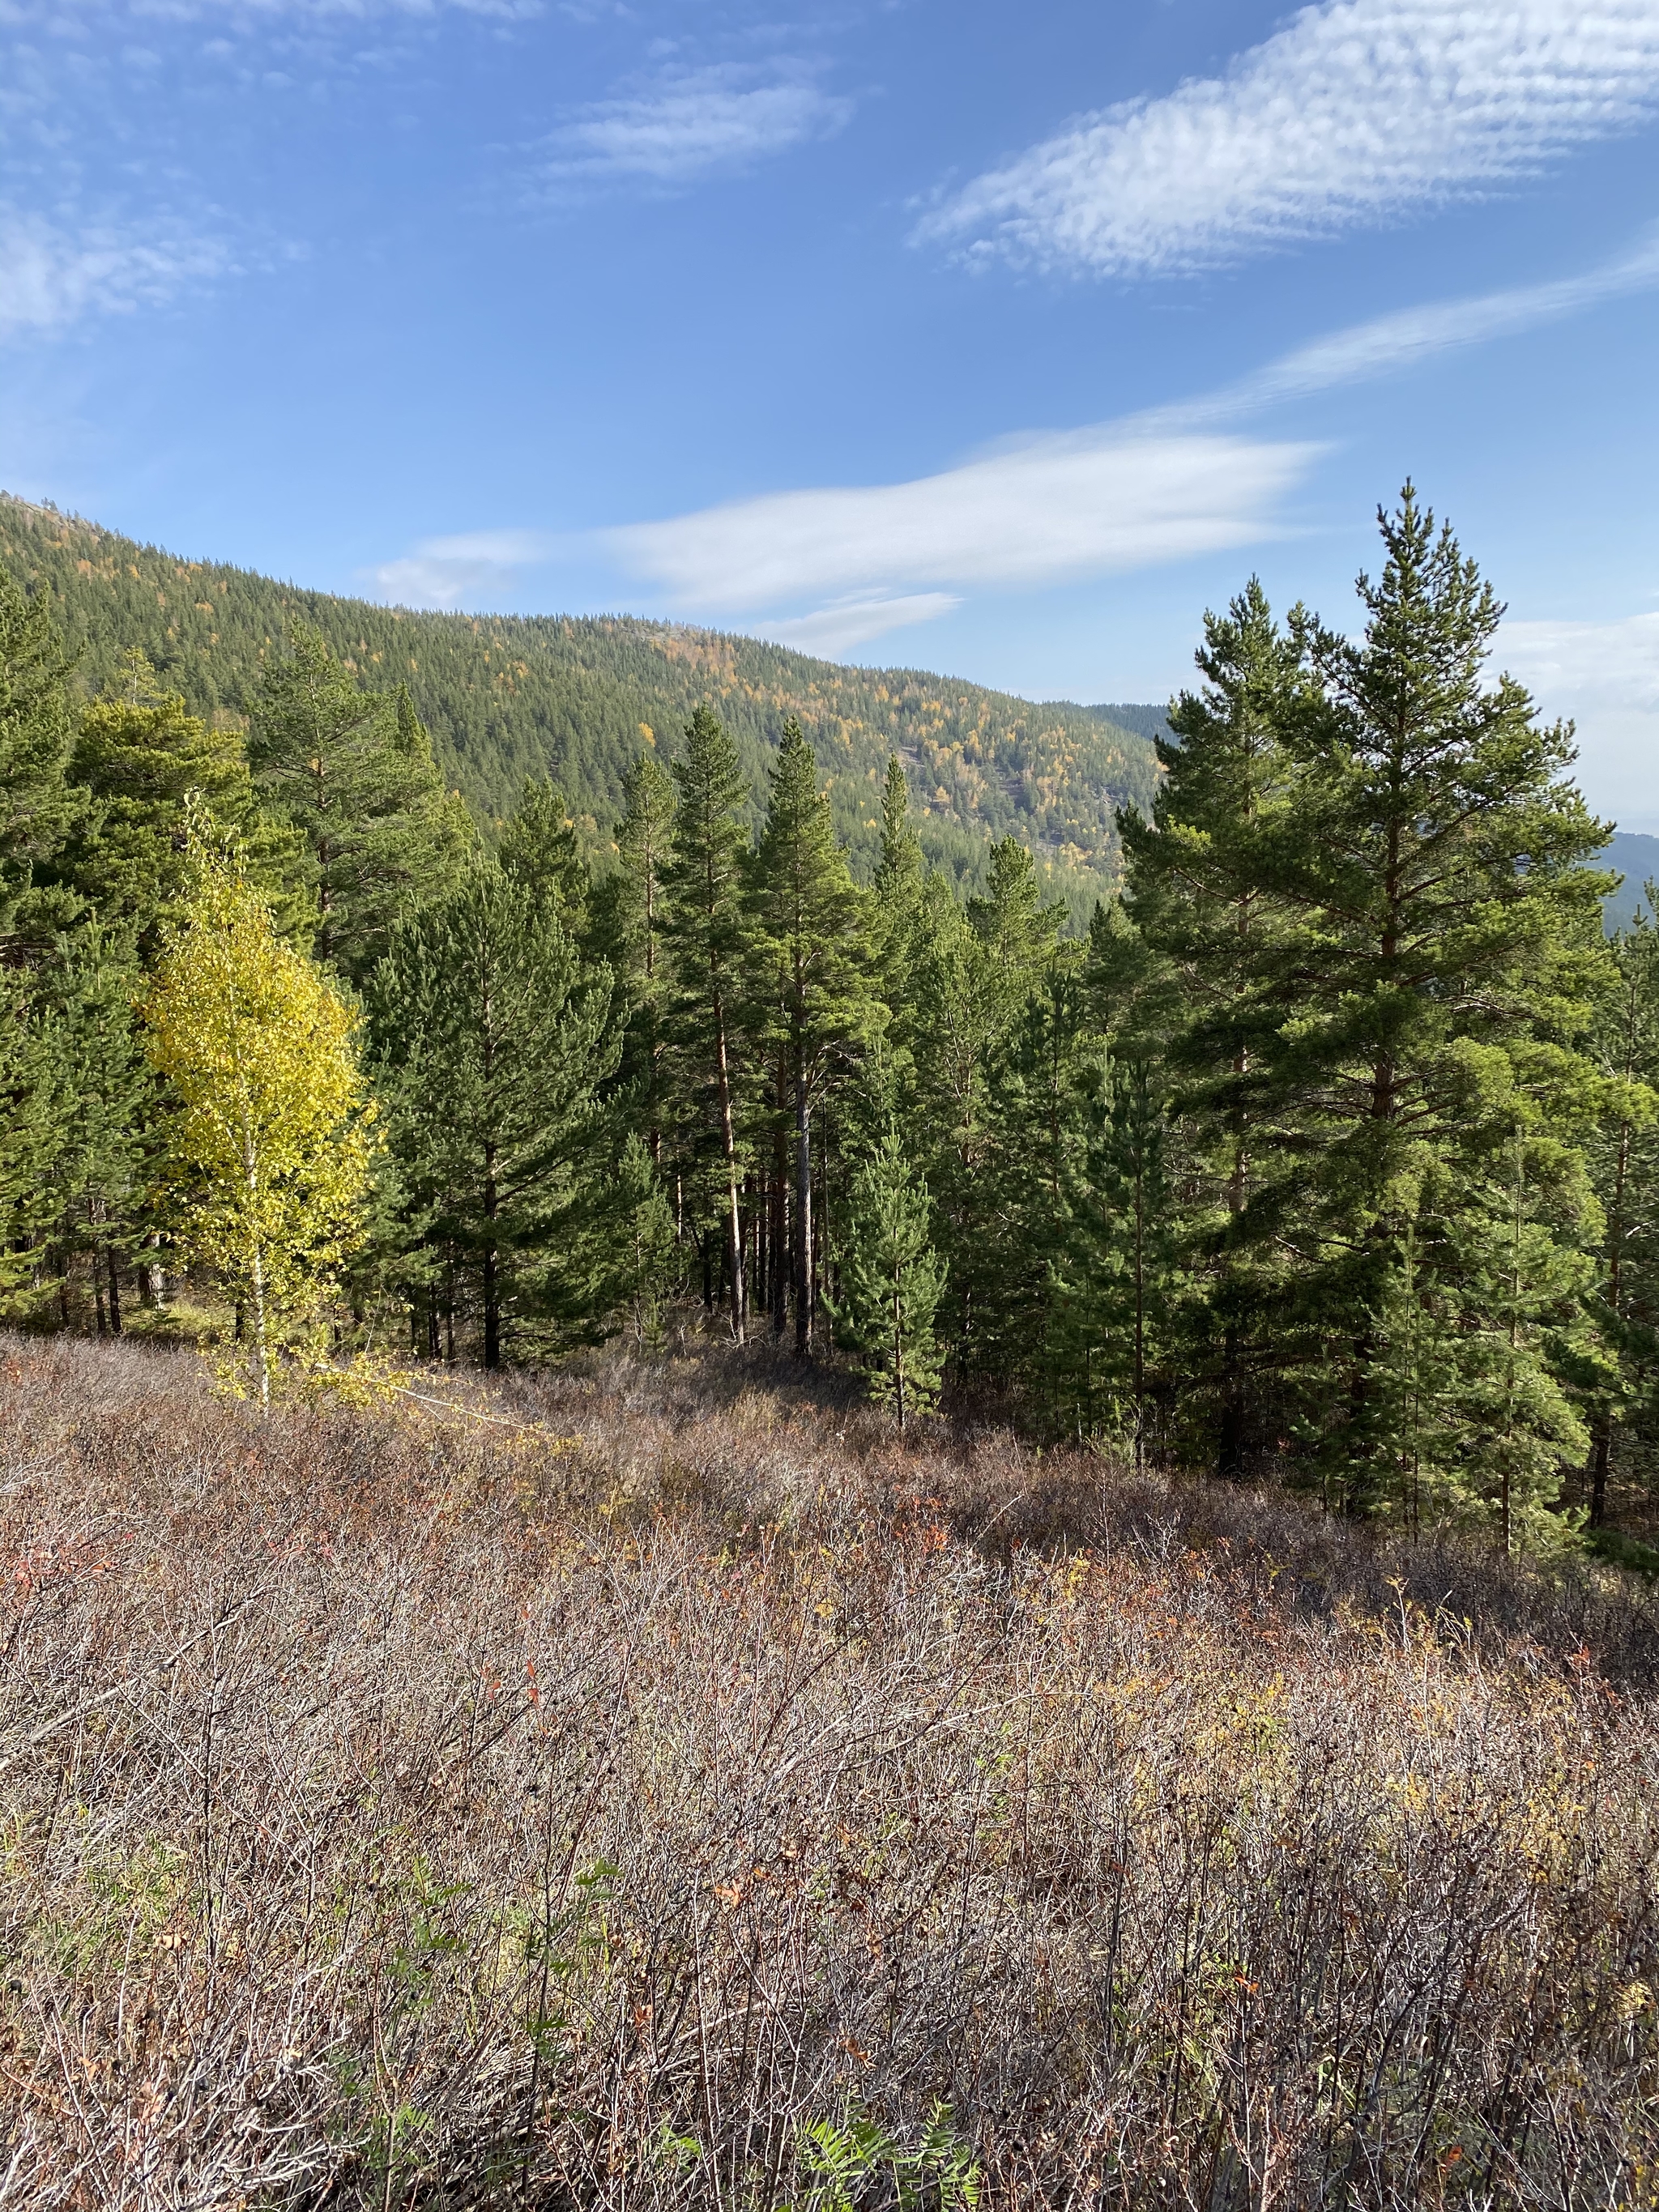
[0, 493, 1158, 925]
[1601, 831, 1659, 934]
[1085, 701, 1171, 748]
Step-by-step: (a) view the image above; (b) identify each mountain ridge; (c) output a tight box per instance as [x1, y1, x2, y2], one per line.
[0, 492, 1160, 922]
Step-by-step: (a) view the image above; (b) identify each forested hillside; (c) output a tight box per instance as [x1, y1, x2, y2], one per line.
[0, 492, 1156, 920]
[6, 483, 1659, 1553]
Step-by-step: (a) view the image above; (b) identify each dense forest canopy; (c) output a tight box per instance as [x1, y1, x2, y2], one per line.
[0, 492, 1157, 927]
[4, 483, 1658, 1562]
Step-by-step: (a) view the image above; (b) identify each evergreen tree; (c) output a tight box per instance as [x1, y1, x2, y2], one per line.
[250, 627, 472, 981]
[1048, 1055, 1177, 1460]
[1580, 910, 1659, 1523]
[967, 836, 1064, 1028]
[497, 776, 589, 938]
[0, 969, 67, 1320]
[661, 706, 754, 1341]
[0, 565, 76, 950]
[143, 835, 376, 1405]
[750, 718, 876, 1353]
[370, 864, 616, 1368]
[37, 929, 153, 1333]
[592, 750, 676, 1161]
[1256, 492, 1611, 1523]
[964, 961, 1094, 1395]
[1118, 579, 1312, 1473]
[47, 651, 306, 951]
[830, 1120, 947, 1426]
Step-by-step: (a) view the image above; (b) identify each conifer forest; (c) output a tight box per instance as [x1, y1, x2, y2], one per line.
[2, 484, 1657, 1553]
[5, 488, 1659, 2210]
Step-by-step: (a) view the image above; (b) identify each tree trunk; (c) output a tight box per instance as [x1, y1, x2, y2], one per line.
[713, 993, 745, 1343]
[483, 1146, 500, 1370]
[249, 1243, 271, 1409]
[105, 1242, 122, 1335]
[1589, 1409, 1612, 1528]
[795, 1075, 812, 1357]
[772, 1058, 789, 1336]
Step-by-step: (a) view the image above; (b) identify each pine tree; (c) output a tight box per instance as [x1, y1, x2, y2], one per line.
[661, 705, 754, 1341]
[370, 863, 616, 1368]
[1117, 579, 1313, 1473]
[592, 750, 676, 1161]
[1124, 588, 1318, 1477]
[250, 627, 472, 980]
[1579, 909, 1659, 1524]
[48, 651, 306, 950]
[143, 835, 376, 1404]
[965, 961, 1094, 1396]
[37, 929, 153, 1333]
[750, 718, 876, 1353]
[498, 776, 589, 938]
[1032, 1050, 1180, 1452]
[0, 565, 75, 951]
[0, 968, 68, 1321]
[830, 1120, 947, 1425]
[1259, 492, 1612, 1524]
[875, 754, 924, 912]
[967, 836, 1064, 1027]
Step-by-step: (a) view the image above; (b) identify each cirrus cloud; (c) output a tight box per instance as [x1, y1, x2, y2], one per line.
[0, 207, 234, 342]
[534, 61, 854, 192]
[599, 429, 1319, 654]
[916, 0, 1659, 277]
[368, 528, 556, 608]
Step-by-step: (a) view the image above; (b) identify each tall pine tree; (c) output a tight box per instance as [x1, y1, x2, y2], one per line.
[750, 719, 876, 1353]
[370, 864, 615, 1368]
[661, 706, 754, 1340]
[250, 626, 471, 981]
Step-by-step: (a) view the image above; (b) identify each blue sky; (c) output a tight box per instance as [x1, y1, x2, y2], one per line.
[4, 0, 1659, 822]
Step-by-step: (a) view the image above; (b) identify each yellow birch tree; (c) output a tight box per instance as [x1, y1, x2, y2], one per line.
[143, 834, 373, 1404]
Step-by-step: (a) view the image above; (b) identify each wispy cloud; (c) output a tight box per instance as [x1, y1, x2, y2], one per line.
[916, 0, 1659, 276]
[604, 432, 1318, 620]
[759, 594, 964, 657]
[1502, 611, 1659, 711]
[373, 224, 1659, 659]
[599, 220, 1659, 654]
[1154, 224, 1659, 428]
[535, 61, 853, 190]
[0, 208, 232, 342]
[368, 529, 555, 609]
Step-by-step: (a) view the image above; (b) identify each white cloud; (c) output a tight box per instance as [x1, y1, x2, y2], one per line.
[604, 431, 1318, 620]
[537, 61, 853, 188]
[1166, 225, 1659, 424]
[1502, 612, 1659, 712]
[368, 528, 554, 608]
[0, 207, 232, 341]
[1499, 611, 1659, 823]
[758, 594, 963, 657]
[917, 0, 1659, 276]
[377, 227, 1659, 658]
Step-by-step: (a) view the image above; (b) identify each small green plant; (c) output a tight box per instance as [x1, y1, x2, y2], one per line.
[789, 2101, 980, 2212]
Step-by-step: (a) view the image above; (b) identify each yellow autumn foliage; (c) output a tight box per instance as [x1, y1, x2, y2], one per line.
[142, 835, 374, 1403]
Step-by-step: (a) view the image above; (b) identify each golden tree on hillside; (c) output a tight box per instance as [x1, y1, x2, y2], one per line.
[143, 830, 374, 1404]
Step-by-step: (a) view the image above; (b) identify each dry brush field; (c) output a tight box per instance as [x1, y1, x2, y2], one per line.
[1, 1333, 1657, 2210]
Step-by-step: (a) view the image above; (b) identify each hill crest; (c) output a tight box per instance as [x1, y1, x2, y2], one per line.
[0, 492, 1159, 920]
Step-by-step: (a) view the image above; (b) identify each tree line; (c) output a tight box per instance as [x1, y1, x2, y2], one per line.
[2, 488, 1657, 1549]
[0, 491, 1155, 919]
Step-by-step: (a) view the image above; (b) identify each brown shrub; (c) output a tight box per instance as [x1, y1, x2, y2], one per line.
[0, 1333, 1655, 2209]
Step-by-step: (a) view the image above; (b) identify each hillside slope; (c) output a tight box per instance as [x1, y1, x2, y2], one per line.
[0, 493, 1158, 917]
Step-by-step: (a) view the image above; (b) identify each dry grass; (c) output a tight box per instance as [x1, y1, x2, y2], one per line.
[1, 1332, 1657, 2210]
